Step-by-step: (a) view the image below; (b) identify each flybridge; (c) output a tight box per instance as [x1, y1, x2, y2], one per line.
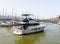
[22, 14, 32, 16]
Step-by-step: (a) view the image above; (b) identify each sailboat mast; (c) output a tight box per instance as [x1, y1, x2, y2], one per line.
[3, 8, 4, 16]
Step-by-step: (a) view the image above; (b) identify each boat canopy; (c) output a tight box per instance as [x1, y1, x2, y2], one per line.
[22, 14, 32, 16]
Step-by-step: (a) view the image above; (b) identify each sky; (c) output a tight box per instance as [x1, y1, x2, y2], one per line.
[0, 0, 60, 19]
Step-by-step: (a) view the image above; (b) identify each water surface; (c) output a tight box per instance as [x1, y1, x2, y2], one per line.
[0, 23, 60, 44]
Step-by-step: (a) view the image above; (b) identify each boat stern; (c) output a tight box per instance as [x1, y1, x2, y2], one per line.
[13, 26, 24, 35]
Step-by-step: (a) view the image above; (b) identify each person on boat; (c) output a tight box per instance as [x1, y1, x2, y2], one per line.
[23, 18, 29, 29]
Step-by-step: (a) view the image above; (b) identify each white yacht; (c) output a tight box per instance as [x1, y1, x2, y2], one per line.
[0, 20, 11, 26]
[13, 14, 46, 35]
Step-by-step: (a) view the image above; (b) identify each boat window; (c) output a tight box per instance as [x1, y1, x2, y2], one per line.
[28, 18, 34, 20]
[23, 18, 29, 22]
[39, 28, 40, 29]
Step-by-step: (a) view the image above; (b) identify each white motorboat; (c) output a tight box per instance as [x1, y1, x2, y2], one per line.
[0, 21, 13, 26]
[0, 21, 10, 26]
[13, 14, 46, 35]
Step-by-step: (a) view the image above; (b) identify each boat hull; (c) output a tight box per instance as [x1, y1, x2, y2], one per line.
[13, 24, 45, 35]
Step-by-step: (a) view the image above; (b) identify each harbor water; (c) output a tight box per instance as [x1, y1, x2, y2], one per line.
[0, 23, 60, 44]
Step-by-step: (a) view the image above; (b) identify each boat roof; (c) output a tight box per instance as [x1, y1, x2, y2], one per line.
[22, 14, 32, 16]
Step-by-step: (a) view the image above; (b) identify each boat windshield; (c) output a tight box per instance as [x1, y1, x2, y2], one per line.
[23, 18, 29, 22]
